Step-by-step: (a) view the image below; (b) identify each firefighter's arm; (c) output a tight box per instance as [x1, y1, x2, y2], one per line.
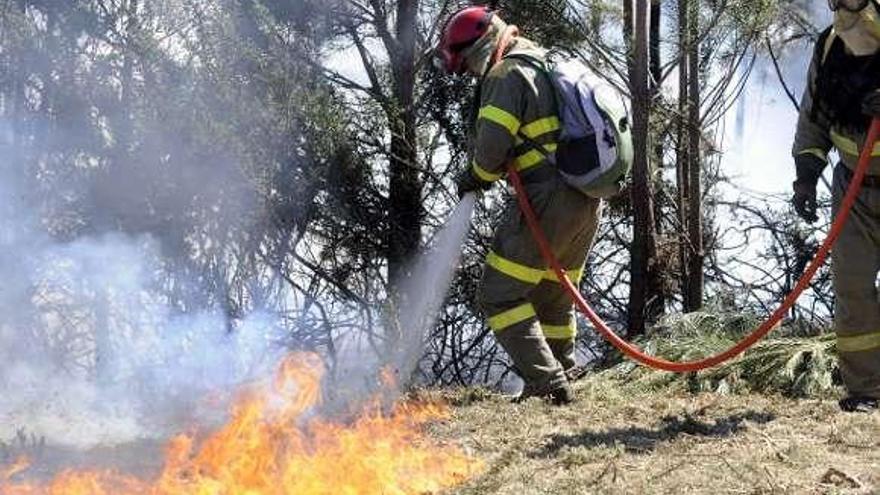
[792, 34, 833, 173]
[466, 63, 526, 187]
[791, 37, 833, 224]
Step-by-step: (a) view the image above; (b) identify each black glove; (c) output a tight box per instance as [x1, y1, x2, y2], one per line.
[791, 154, 826, 224]
[455, 168, 492, 199]
[862, 89, 880, 118]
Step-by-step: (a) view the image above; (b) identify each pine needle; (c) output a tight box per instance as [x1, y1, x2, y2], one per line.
[600, 310, 841, 398]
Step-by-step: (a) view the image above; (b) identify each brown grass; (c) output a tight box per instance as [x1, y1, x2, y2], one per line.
[431, 376, 880, 495]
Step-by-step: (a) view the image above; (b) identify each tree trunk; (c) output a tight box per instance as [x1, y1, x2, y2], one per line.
[119, 0, 137, 151]
[627, 0, 657, 337]
[649, 0, 661, 88]
[676, 0, 690, 303]
[623, 0, 634, 75]
[387, 0, 422, 284]
[648, 0, 665, 321]
[685, 0, 703, 311]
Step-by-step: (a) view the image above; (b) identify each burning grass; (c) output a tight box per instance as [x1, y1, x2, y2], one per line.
[0, 353, 483, 494]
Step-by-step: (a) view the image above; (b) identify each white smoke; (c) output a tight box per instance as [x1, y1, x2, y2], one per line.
[725, 4, 833, 194]
[0, 158, 287, 449]
[0, 132, 474, 452]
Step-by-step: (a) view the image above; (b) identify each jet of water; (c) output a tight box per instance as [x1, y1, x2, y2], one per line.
[391, 193, 477, 385]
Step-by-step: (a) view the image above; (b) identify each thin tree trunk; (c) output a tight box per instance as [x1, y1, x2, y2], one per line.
[648, 0, 665, 320]
[649, 0, 661, 88]
[676, 0, 690, 303]
[385, 0, 422, 380]
[685, 0, 704, 311]
[623, 0, 634, 75]
[387, 0, 422, 284]
[627, 0, 657, 337]
[119, 0, 137, 151]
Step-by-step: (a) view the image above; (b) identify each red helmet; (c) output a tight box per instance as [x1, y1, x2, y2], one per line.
[435, 6, 494, 74]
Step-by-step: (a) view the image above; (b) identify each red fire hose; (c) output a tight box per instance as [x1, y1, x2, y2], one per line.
[507, 118, 880, 372]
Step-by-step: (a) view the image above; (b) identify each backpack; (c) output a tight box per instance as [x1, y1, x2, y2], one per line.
[509, 54, 633, 198]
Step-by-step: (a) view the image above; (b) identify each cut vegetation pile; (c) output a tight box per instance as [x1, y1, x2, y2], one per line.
[601, 310, 839, 398]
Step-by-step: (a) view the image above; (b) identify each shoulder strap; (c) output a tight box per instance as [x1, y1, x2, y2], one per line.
[501, 52, 562, 130]
[808, 27, 836, 124]
[497, 53, 560, 162]
[818, 27, 838, 65]
[502, 52, 549, 72]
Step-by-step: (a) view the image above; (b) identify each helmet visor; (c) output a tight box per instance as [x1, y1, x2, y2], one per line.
[829, 0, 871, 12]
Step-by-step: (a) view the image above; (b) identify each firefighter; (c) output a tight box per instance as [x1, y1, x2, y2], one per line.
[435, 6, 603, 405]
[792, 0, 880, 412]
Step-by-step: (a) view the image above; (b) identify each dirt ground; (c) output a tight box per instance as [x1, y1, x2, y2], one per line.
[435, 377, 880, 495]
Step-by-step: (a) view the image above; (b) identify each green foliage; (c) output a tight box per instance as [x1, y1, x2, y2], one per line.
[723, 0, 780, 37]
[603, 310, 840, 398]
[494, 0, 586, 51]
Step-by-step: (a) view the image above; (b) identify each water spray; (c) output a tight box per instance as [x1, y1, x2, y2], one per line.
[391, 193, 476, 384]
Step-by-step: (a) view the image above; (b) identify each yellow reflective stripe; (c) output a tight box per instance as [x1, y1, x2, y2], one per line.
[479, 105, 521, 136]
[542, 322, 577, 340]
[797, 148, 828, 163]
[472, 160, 503, 182]
[831, 128, 880, 157]
[488, 303, 536, 332]
[837, 331, 880, 353]
[868, 17, 880, 40]
[543, 267, 584, 283]
[520, 117, 561, 139]
[486, 251, 544, 285]
[486, 251, 582, 285]
[516, 144, 558, 172]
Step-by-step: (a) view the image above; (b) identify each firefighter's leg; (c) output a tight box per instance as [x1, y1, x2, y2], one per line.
[535, 281, 580, 373]
[478, 268, 565, 395]
[479, 176, 601, 395]
[533, 262, 583, 373]
[832, 165, 880, 401]
[533, 187, 602, 373]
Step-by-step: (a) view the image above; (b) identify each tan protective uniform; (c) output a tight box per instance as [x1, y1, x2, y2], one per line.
[462, 20, 602, 394]
[794, 27, 880, 398]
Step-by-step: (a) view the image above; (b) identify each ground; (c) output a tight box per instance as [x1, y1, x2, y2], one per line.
[434, 376, 880, 495]
[3, 373, 878, 494]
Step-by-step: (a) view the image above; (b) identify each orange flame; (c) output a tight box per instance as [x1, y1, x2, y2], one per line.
[1, 353, 482, 494]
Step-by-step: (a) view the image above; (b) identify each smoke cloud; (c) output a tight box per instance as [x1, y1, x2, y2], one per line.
[0, 155, 288, 448]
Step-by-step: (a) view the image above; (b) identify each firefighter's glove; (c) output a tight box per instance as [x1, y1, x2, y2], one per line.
[791, 154, 826, 224]
[455, 168, 492, 199]
[862, 89, 880, 118]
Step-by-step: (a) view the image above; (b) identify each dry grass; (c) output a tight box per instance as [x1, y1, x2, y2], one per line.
[432, 376, 880, 495]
